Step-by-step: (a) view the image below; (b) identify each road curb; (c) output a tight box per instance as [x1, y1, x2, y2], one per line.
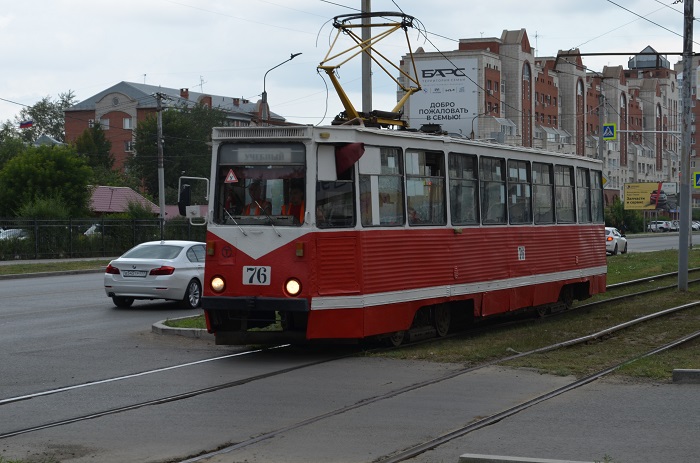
[458, 454, 592, 463]
[672, 369, 700, 384]
[0, 268, 105, 280]
[152, 317, 214, 340]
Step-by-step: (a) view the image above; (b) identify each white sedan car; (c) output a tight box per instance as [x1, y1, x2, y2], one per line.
[605, 227, 628, 255]
[104, 240, 205, 309]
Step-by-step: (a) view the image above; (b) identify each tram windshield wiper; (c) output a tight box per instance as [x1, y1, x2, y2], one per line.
[224, 209, 247, 236]
[254, 200, 281, 237]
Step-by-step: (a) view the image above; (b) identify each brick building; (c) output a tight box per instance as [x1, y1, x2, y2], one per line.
[400, 30, 688, 208]
[64, 81, 285, 170]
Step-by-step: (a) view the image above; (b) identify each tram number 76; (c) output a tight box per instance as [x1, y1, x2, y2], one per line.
[243, 266, 271, 285]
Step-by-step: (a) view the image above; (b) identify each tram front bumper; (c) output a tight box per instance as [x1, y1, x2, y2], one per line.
[202, 296, 310, 344]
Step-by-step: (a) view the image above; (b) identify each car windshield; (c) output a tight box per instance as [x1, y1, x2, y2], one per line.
[121, 244, 184, 259]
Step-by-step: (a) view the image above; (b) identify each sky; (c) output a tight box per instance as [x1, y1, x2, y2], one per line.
[0, 0, 694, 127]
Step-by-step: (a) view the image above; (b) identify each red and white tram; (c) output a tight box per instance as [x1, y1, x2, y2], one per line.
[200, 125, 606, 345]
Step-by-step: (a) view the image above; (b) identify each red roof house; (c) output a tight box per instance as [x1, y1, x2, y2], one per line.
[89, 186, 159, 214]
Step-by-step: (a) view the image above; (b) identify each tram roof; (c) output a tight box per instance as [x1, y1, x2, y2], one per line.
[212, 125, 602, 166]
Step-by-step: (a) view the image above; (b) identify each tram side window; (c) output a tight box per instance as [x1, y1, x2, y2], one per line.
[507, 159, 532, 224]
[532, 162, 554, 224]
[590, 170, 604, 223]
[405, 149, 446, 225]
[555, 165, 576, 223]
[360, 148, 404, 226]
[576, 167, 591, 223]
[448, 153, 479, 225]
[480, 157, 506, 225]
[316, 179, 355, 228]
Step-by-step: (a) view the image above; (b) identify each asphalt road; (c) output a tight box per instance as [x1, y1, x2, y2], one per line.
[0, 258, 698, 463]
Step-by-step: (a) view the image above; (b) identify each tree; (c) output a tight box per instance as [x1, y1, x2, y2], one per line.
[605, 197, 643, 233]
[73, 123, 117, 185]
[13, 90, 77, 144]
[130, 102, 227, 203]
[0, 144, 92, 217]
[74, 123, 114, 169]
[0, 137, 25, 171]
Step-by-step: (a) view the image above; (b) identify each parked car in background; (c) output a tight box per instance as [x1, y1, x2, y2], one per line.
[647, 220, 672, 232]
[0, 229, 29, 240]
[605, 227, 628, 255]
[693, 221, 700, 231]
[104, 240, 205, 309]
[84, 224, 102, 236]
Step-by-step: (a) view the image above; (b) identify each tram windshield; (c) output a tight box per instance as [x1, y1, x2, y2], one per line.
[214, 143, 306, 226]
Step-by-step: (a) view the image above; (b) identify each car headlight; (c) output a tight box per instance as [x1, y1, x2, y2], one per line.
[285, 278, 301, 296]
[211, 276, 225, 293]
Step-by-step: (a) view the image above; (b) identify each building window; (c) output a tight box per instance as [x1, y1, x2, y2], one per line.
[124, 141, 134, 152]
[123, 118, 133, 130]
[100, 119, 109, 130]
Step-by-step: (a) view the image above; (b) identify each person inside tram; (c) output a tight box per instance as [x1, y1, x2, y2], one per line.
[243, 181, 271, 216]
[408, 207, 423, 224]
[281, 184, 305, 223]
[224, 187, 241, 215]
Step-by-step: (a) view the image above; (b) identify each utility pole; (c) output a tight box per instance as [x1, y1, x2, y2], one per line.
[155, 93, 166, 226]
[679, 0, 694, 291]
[361, 0, 372, 114]
[598, 91, 605, 160]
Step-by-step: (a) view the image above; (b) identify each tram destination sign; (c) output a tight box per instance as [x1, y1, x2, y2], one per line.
[219, 144, 305, 165]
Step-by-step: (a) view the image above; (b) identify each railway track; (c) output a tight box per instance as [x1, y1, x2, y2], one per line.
[1, 271, 698, 462]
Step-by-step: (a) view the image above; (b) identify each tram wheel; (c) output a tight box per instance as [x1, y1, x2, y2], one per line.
[433, 305, 451, 337]
[560, 286, 574, 309]
[386, 330, 406, 347]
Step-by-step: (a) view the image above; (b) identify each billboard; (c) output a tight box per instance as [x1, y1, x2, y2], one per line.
[623, 182, 678, 211]
[408, 57, 478, 135]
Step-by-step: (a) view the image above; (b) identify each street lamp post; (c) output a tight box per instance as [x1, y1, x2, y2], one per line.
[262, 53, 302, 122]
[470, 109, 495, 140]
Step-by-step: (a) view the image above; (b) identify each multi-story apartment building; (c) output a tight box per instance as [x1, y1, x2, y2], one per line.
[399, 31, 685, 208]
[64, 81, 285, 170]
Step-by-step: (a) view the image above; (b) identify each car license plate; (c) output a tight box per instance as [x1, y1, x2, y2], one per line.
[123, 270, 147, 277]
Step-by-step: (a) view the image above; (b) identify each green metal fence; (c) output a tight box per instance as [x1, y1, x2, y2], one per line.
[0, 218, 207, 261]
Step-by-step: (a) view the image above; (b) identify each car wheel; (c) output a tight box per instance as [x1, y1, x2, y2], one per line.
[112, 296, 134, 308]
[180, 279, 202, 309]
[612, 243, 618, 255]
[622, 242, 628, 254]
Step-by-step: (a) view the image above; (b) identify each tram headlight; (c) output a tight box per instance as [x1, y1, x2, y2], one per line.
[211, 276, 225, 293]
[285, 278, 302, 296]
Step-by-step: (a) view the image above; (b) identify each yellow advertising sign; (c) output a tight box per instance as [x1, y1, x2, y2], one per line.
[623, 182, 676, 211]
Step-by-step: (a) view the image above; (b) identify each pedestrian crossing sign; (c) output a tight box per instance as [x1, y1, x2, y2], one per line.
[694, 172, 700, 189]
[603, 123, 616, 141]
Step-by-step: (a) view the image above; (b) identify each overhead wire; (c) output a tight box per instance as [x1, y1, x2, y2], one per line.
[2, 1, 688, 147]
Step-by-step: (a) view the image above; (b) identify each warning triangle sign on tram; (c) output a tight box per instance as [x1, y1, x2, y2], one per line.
[224, 169, 238, 183]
